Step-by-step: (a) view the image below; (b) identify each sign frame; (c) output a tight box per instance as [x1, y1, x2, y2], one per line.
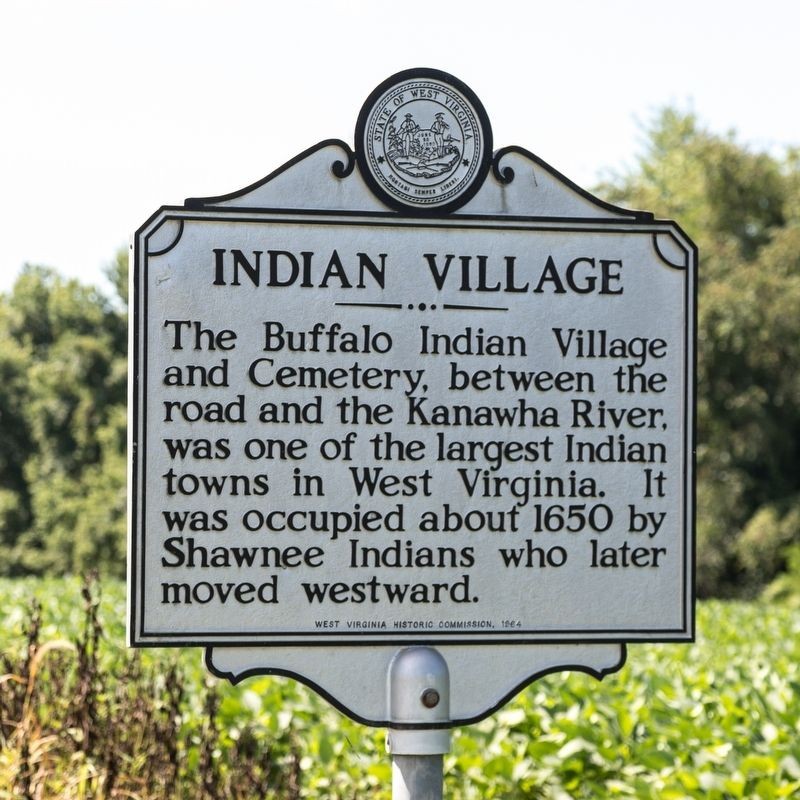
[129, 161, 696, 650]
[129, 69, 696, 662]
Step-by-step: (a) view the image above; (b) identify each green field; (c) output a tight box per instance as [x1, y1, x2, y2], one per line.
[1, 578, 799, 799]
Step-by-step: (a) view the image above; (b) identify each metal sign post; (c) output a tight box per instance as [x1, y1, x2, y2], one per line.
[387, 648, 450, 800]
[128, 68, 696, 796]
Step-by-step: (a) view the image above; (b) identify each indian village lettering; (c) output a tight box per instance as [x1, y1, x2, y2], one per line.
[129, 71, 695, 724]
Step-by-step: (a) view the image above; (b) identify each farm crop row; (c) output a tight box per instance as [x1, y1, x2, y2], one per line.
[1, 578, 798, 798]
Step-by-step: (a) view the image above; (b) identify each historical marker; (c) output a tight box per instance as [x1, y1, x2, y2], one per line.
[129, 68, 695, 730]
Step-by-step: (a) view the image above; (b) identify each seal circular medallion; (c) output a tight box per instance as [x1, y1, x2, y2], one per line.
[355, 68, 493, 214]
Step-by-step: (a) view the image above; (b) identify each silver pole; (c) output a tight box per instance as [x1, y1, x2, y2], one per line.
[386, 647, 451, 800]
[392, 754, 444, 800]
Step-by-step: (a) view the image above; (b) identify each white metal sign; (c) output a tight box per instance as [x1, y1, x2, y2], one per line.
[129, 68, 695, 725]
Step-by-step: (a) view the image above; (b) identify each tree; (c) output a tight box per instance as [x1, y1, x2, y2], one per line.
[600, 111, 800, 596]
[0, 259, 127, 576]
[1, 119, 799, 598]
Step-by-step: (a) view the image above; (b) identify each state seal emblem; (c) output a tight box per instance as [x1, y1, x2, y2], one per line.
[355, 68, 493, 213]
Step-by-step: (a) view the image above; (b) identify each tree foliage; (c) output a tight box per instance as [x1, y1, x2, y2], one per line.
[1, 114, 799, 598]
[0, 261, 127, 576]
[600, 109, 800, 596]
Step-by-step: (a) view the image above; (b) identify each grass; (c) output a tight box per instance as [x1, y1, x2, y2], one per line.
[1, 576, 799, 798]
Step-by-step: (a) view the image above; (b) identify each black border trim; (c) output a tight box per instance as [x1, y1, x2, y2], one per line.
[491, 146, 654, 222]
[147, 219, 184, 256]
[184, 139, 356, 209]
[652, 231, 690, 269]
[203, 644, 627, 728]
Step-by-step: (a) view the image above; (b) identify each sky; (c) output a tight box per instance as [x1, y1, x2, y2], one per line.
[1, 0, 797, 296]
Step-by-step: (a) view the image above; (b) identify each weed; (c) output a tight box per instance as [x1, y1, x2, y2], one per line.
[0, 576, 307, 799]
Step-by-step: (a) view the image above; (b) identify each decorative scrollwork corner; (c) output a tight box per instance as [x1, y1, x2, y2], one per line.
[147, 219, 184, 257]
[331, 144, 357, 179]
[652, 232, 690, 270]
[491, 148, 516, 185]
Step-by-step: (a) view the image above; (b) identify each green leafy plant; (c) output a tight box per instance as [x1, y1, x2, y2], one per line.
[1, 577, 799, 798]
